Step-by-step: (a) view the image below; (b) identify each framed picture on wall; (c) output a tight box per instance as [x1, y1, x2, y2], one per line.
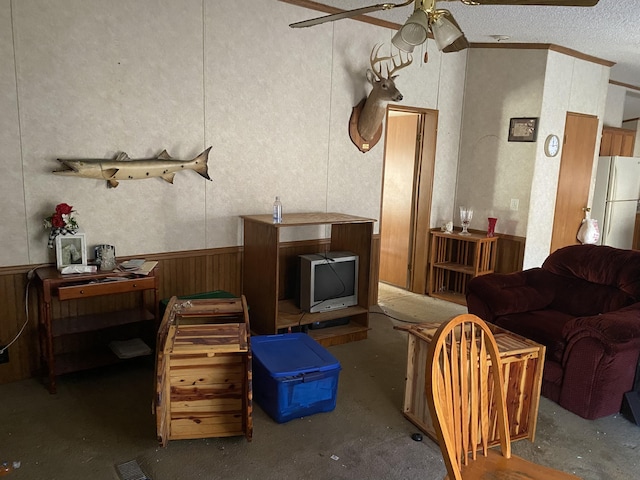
[508, 117, 539, 142]
[55, 233, 87, 269]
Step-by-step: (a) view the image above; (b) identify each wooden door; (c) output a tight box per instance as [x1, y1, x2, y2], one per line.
[379, 111, 419, 288]
[379, 106, 437, 292]
[550, 112, 599, 253]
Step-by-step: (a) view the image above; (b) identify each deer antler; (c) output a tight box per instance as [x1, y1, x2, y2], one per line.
[370, 44, 394, 81]
[370, 44, 413, 80]
[387, 50, 413, 77]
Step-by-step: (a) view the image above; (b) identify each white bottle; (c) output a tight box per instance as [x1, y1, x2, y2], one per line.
[273, 196, 282, 224]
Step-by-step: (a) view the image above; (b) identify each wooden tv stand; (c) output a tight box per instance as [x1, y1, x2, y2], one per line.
[241, 212, 374, 347]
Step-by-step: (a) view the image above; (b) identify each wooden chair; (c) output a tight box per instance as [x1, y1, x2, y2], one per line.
[425, 313, 581, 480]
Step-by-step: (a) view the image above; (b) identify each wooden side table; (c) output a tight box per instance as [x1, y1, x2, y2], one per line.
[36, 266, 159, 393]
[397, 321, 545, 445]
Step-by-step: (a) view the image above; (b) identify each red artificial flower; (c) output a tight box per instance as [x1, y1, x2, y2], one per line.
[51, 214, 65, 227]
[55, 203, 73, 216]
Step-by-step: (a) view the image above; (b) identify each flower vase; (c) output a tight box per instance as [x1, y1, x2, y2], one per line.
[487, 217, 497, 237]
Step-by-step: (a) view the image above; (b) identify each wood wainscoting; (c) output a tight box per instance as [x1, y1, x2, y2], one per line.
[0, 237, 381, 386]
[494, 233, 526, 274]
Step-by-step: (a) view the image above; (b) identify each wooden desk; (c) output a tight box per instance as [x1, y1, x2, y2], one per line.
[397, 321, 545, 445]
[36, 266, 159, 393]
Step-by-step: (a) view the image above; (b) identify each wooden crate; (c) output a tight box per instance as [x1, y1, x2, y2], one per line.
[155, 296, 253, 446]
[397, 321, 545, 446]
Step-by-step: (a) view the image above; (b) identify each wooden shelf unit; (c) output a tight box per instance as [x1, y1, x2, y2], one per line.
[428, 229, 498, 305]
[241, 212, 374, 347]
[36, 266, 159, 393]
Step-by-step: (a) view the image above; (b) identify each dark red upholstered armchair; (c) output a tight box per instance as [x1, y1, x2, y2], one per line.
[466, 244, 640, 420]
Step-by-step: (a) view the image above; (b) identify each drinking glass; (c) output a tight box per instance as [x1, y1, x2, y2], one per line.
[459, 207, 473, 235]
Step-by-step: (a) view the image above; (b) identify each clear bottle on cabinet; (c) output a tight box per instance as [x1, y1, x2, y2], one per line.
[273, 196, 282, 224]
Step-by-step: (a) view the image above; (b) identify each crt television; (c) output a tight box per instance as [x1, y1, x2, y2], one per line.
[298, 251, 359, 313]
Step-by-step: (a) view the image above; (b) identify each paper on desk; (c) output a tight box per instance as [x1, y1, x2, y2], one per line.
[118, 260, 157, 275]
[131, 261, 158, 276]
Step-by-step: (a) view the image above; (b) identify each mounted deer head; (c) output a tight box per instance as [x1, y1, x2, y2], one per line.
[357, 44, 413, 142]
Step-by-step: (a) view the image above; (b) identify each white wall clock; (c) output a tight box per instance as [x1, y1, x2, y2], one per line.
[544, 134, 560, 157]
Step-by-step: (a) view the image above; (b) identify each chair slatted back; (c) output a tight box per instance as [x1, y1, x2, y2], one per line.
[425, 314, 511, 480]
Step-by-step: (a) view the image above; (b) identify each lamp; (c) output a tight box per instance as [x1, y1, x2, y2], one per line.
[430, 12, 464, 51]
[391, 29, 415, 53]
[392, 5, 466, 55]
[393, 9, 429, 51]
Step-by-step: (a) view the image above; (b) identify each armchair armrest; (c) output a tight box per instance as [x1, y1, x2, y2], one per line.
[466, 268, 555, 322]
[562, 302, 640, 352]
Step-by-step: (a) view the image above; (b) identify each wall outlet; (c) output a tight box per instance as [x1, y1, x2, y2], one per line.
[510, 198, 519, 211]
[0, 346, 8, 364]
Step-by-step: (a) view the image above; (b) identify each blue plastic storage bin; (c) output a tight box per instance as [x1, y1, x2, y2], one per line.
[251, 333, 341, 423]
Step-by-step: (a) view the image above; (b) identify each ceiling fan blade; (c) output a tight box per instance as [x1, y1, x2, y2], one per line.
[289, 2, 407, 28]
[467, 0, 599, 6]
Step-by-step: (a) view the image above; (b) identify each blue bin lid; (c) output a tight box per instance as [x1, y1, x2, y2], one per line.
[251, 333, 341, 378]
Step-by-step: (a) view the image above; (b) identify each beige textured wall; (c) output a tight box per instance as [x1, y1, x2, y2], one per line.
[604, 84, 627, 127]
[0, 2, 27, 265]
[455, 48, 546, 239]
[525, 50, 609, 268]
[0, 0, 465, 267]
[456, 47, 610, 269]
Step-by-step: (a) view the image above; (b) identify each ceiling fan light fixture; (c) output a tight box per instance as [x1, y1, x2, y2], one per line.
[392, 29, 416, 53]
[431, 13, 464, 51]
[398, 9, 429, 46]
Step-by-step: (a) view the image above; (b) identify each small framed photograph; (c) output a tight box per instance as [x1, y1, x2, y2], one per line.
[55, 233, 87, 269]
[508, 117, 539, 142]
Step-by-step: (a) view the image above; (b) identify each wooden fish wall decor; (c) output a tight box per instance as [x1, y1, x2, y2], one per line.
[53, 147, 212, 188]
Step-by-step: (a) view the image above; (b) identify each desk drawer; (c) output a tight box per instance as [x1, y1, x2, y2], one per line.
[58, 276, 155, 300]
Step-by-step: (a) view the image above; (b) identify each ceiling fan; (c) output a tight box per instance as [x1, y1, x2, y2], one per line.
[290, 0, 600, 54]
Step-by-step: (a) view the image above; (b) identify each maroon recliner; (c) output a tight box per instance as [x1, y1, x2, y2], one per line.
[466, 244, 640, 420]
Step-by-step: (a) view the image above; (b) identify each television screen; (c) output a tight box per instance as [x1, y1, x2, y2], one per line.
[298, 251, 359, 313]
[313, 260, 356, 302]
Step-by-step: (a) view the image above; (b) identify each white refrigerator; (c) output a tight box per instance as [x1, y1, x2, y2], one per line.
[591, 156, 640, 249]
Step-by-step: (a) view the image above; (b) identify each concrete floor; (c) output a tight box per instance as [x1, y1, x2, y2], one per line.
[1, 283, 639, 479]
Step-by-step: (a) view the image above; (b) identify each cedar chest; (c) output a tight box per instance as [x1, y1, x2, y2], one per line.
[155, 296, 253, 446]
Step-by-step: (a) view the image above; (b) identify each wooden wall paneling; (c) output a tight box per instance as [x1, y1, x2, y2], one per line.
[0, 247, 243, 386]
[0, 240, 377, 386]
[495, 235, 526, 274]
[209, 250, 242, 296]
[0, 271, 38, 382]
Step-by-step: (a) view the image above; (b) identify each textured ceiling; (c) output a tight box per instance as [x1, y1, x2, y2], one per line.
[288, 0, 640, 121]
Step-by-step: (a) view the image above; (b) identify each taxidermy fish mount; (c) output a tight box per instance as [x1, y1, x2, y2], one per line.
[53, 147, 212, 188]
